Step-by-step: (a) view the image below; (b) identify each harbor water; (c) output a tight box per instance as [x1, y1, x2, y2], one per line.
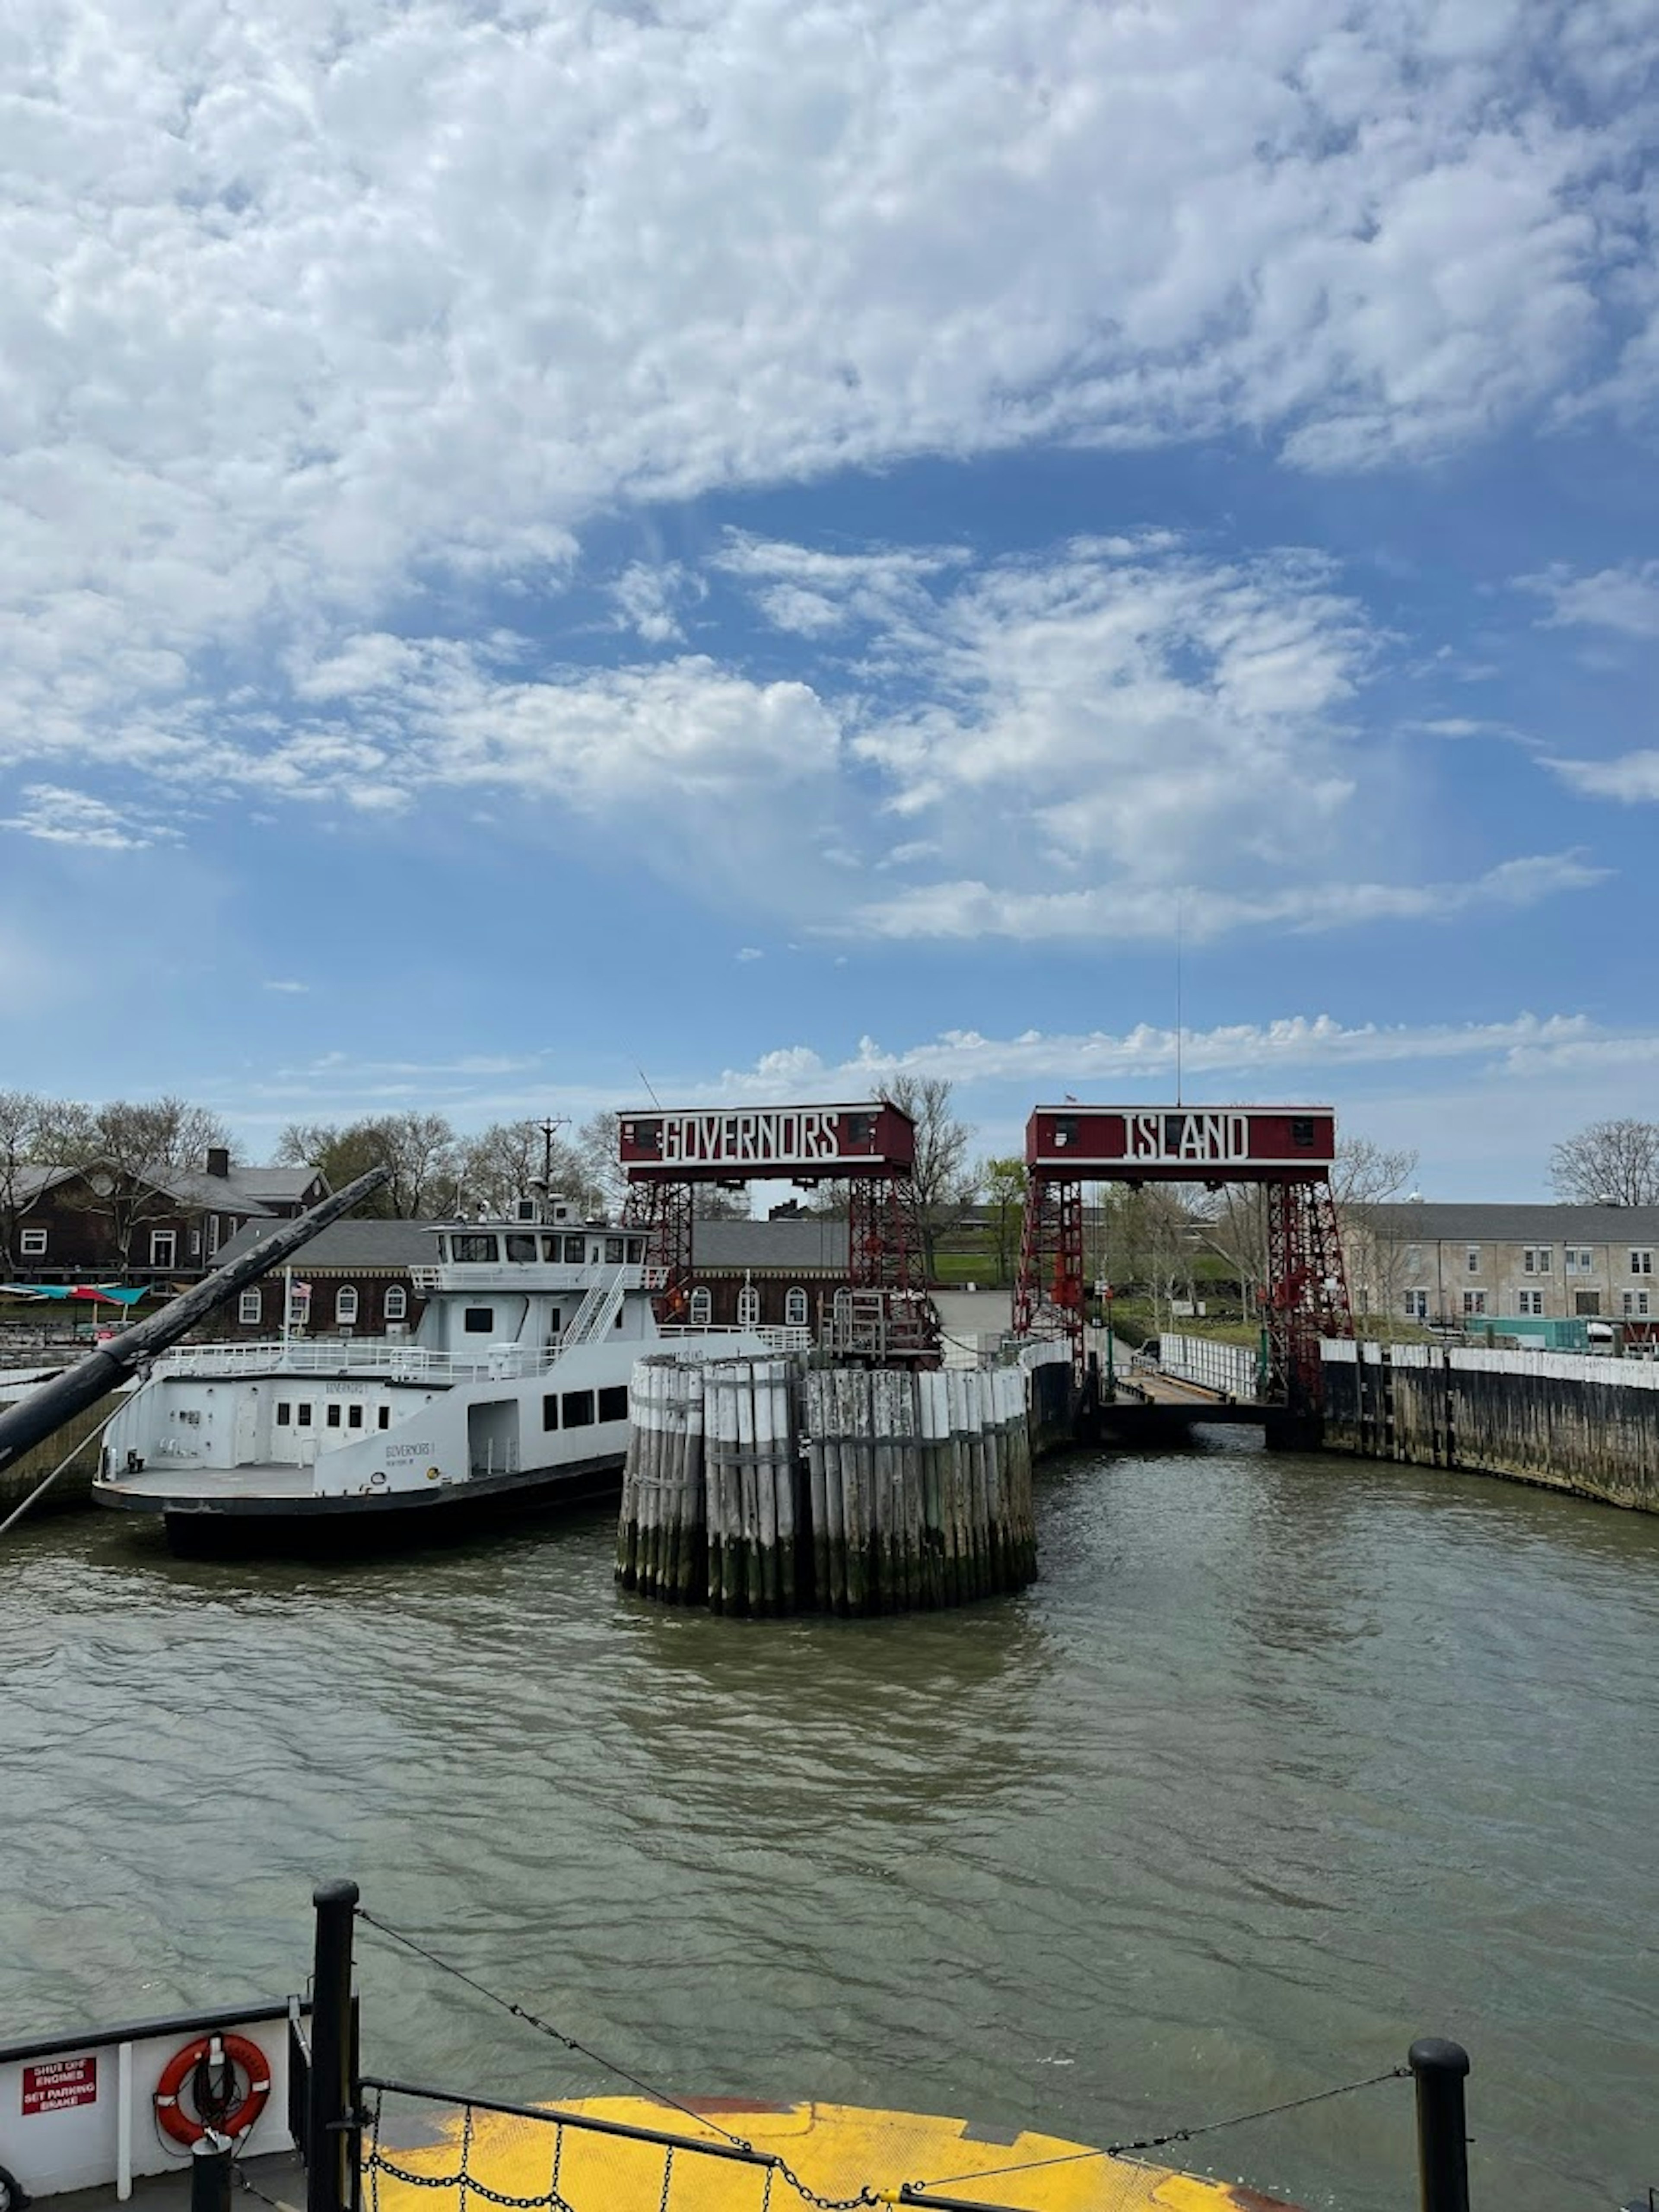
[3, 1435, 1655, 2212]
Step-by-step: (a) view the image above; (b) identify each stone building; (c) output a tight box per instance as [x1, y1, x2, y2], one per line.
[1351, 1202, 1659, 1327]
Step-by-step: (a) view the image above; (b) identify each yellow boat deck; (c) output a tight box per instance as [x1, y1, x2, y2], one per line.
[362, 2093, 1297, 2212]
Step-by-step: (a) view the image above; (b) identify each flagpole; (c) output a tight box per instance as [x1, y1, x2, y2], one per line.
[282, 1266, 292, 1350]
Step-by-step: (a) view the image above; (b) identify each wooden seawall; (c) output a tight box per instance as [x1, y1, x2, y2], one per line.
[1321, 1339, 1659, 1512]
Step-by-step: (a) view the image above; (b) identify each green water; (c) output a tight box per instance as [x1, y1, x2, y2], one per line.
[3, 1436, 1655, 2211]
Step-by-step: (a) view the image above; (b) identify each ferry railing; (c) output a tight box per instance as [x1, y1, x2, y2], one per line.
[149, 1340, 567, 1384]
[658, 1324, 812, 1353]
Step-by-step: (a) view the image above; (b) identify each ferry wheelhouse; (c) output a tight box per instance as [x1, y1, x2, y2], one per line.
[92, 1194, 795, 1550]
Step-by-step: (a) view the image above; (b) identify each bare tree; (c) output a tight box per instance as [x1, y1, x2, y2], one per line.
[1331, 1135, 1419, 1319]
[457, 1120, 606, 1216]
[1550, 1120, 1659, 1207]
[279, 1113, 461, 1217]
[65, 1096, 235, 1265]
[576, 1111, 629, 1214]
[884, 1075, 978, 1277]
[0, 1090, 51, 1272]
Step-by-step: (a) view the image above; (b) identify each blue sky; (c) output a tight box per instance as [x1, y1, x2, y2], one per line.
[3, 0, 1657, 1197]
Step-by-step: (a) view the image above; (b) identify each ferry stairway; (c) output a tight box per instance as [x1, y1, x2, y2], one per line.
[560, 1268, 629, 1353]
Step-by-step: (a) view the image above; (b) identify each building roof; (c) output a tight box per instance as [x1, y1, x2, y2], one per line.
[1365, 1202, 1659, 1243]
[692, 1217, 851, 1271]
[216, 1218, 442, 1272]
[224, 1166, 327, 1202]
[148, 1169, 278, 1216]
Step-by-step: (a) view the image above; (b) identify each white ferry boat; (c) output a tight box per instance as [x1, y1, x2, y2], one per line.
[92, 1194, 796, 1552]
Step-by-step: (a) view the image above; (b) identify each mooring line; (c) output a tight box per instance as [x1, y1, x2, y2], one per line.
[911, 2063, 1411, 2190]
[353, 1908, 752, 2152]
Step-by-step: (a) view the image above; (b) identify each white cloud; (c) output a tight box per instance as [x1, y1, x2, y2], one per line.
[0, 785, 180, 851]
[610, 562, 699, 646]
[0, 0, 1652, 778]
[262, 979, 310, 994]
[735, 946, 764, 962]
[1520, 562, 1659, 638]
[846, 852, 1606, 943]
[1546, 749, 1659, 803]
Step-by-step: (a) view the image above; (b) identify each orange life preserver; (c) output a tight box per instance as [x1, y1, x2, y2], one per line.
[153, 2032, 271, 2146]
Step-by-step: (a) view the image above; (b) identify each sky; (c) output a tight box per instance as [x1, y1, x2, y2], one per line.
[3, 0, 1658, 1198]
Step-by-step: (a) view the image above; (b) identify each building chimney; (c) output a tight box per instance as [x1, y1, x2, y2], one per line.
[206, 1146, 231, 1179]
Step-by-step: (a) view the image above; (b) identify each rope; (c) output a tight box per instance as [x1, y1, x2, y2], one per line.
[910, 2066, 1411, 2191]
[355, 1916, 880, 2210]
[355, 1910, 751, 2151]
[0, 1400, 125, 1538]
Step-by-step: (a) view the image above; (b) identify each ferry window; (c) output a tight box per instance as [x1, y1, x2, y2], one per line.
[689, 1287, 712, 1324]
[377, 1406, 391, 1429]
[542, 1394, 560, 1431]
[452, 1234, 500, 1263]
[562, 1390, 595, 1429]
[238, 1289, 262, 1325]
[605, 1237, 624, 1264]
[737, 1285, 761, 1327]
[384, 1286, 407, 1321]
[626, 1238, 644, 1262]
[464, 1307, 494, 1334]
[506, 1234, 538, 1263]
[598, 1385, 629, 1423]
[541, 1237, 563, 1261]
[565, 1236, 588, 1263]
[296, 1403, 313, 1427]
[276, 1402, 292, 1426]
[336, 1287, 359, 1326]
[327, 1404, 343, 1428]
[348, 1404, 365, 1428]
[785, 1286, 808, 1327]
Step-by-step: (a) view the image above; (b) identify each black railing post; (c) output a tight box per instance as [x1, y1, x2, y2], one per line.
[191, 2134, 232, 2212]
[1409, 2037, 1471, 2212]
[307, 1880, 360, 2212]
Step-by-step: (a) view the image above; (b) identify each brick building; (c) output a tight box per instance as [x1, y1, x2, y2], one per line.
[208, 1218, 436, 1338]
[5, 1150, 327, 1288]
[682, 1216, 852, 1330]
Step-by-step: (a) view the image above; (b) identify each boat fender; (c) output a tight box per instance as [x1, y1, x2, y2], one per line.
[153, 2032, 271, 2147]
[0, 2160, 30, 2211]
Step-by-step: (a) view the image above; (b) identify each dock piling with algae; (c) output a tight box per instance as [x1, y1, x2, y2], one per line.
[617, 1353, 1036, 1615]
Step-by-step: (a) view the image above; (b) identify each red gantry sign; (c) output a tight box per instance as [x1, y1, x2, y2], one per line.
[1026, 1105, 1336, 1180]
[22, 2056, 98, 2114]
[619, 1102, 916, 1182]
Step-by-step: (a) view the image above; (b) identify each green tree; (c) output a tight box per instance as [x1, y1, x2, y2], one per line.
[979, 1155, 1027, 1286]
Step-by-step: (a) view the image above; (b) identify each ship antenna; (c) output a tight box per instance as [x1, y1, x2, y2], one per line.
[538, 1116, 566, 1185]
[1175, 893, 1184, 1108]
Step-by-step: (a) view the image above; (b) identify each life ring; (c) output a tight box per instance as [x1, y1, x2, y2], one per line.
[153, 2032, 271, 2147]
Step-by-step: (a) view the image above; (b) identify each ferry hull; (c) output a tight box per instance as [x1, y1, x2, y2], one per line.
[93, 1451, 626, 1556]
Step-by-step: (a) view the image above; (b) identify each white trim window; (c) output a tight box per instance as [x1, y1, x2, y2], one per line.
[149, 1229, 177, 1268]
[785, 1286, 809, 1327]
[1623, 1289, 1652, 1317]
[737, 1285, 761, 1328]
[1565, 1248, 1594, 1275]
[1630, 1249, 1653, 1276]
[19, 1227, 47, 1257]
[238, 1289, 262, 1325]
[1462, 1290, 1487, 1315]
[1522, 1247, 1551, 1274]
[1403, 1289, 1428, 1320]
[1516, 1290, 1544, 1315]
[688, 1287, 712, 1325]
[384, 1285, 408, 1321]
[207, 1214, 222, 1257]
[335, 1286, 359, 1327]
[1465, 1245, 1481, 1273]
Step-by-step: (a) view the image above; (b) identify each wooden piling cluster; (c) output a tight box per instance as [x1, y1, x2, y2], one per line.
[803, 1366, 1036, 1612]
[615, 1356, 708, 1602]
[616, 1356, 1038, 1614]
